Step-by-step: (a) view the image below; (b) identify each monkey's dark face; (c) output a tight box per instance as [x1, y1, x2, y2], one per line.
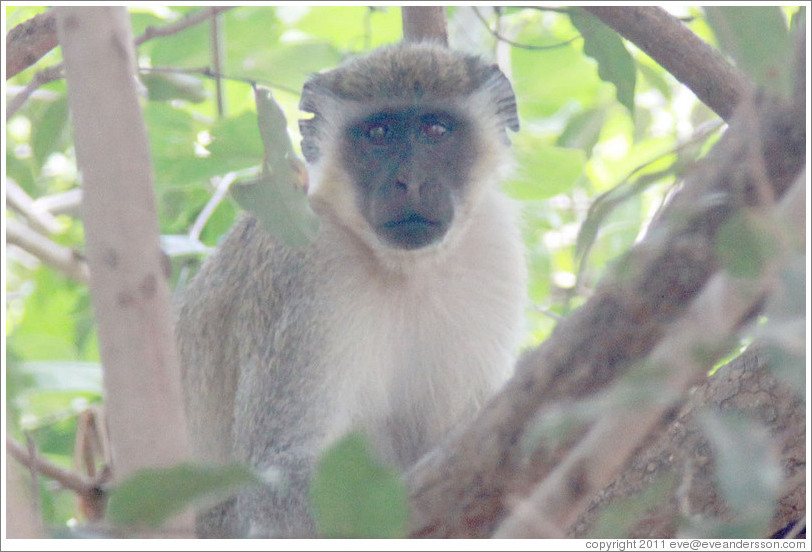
[341, 107, 476, 250]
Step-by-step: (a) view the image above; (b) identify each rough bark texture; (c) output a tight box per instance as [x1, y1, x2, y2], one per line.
[407, 71, 806, 541]
[569, 345, 806, 538]
[5, 10, 58, 78]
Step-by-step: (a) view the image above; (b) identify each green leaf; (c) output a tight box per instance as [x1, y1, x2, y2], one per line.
[556, 107, 608, 155]
[699, 412, 782, 537]
[206, 111, 265, 163]
[588, 475, 676, 538]
[575, 167, 672, 263]
[509, 10, 604, 119]
[715, 211, 779, 278]
[569, 8, 637, 115]
[107, 463, 261, 528]
[31, 94, 69, 166]
[310, 433, 409, 538]
[231, 88, 319, 248]
[704, 7, 792, 97]
[141, 72, 208, 103]
[507, 137, 586, 200]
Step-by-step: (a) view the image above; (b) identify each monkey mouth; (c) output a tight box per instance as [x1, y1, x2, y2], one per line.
[378, 214, 448, 250]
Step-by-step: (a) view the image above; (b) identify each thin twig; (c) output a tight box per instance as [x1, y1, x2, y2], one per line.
[6, 63, 63, 119]
[24, 435, 41, 518]
[7, 7, 234, 118]
[140, 65, 300, 96]
[6, 218, 90, 285]
[209, 10, 225, 117]
[473, 7, 579, 51]
[134, 6, 233, 46]
[7, 437, 106, 495]
[190, 173, 237, 241]
[6, 178, 64, 235]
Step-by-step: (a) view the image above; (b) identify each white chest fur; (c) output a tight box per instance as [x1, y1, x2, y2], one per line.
[318, 190, 527, 466]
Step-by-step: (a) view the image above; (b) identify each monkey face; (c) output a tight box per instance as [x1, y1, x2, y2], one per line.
[340, 106, 476, 250]
[299, 43, 519, 261]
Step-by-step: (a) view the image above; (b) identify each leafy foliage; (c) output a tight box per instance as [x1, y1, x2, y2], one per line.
[230, 87, 319, 248]
[704, 6, 793, 98]
[107, 463, 262, 528]
[309, 433, 409, 538]
[4, 5, 804, 536]
[569, 8, 637, 115]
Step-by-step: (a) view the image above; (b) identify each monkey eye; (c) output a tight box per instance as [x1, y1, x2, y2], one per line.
[366, 124, 389, 144]
[421, 121, 450, 141]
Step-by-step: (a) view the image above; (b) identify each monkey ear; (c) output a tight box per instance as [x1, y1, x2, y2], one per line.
[484, 65, 520, 137]
[298, 80, 325, 163]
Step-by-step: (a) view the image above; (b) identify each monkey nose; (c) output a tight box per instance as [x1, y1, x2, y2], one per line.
[395, 176, 427, 204]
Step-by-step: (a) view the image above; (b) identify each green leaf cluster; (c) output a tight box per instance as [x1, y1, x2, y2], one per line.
[5, 5, 804, 534]
[310, 433, 409, 538]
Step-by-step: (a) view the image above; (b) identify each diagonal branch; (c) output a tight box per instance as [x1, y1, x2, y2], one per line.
[7, 437, 107, 497]
[583, 7, 751, 121]
[494, 164, 806, 537]
[406, 83, 805, 538]
[6, 6, 233, 119]
[5, 10, 58, 79]
[6, 218, 90, 284]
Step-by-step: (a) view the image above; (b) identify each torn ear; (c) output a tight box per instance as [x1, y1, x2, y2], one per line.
[487, 65, 520, 133]
[298, 80, 326, 163]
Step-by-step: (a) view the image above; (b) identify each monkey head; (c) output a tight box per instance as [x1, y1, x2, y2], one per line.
[299, 43, 520, 260]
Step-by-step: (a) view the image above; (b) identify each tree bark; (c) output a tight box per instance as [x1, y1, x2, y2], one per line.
[5, 10, 58, 79]
[584, 7, 750, 121]
[407, 87, 805, 540]
[402, 7, 448, 45]
[55, 6, 192, 531]
[569, 343, 807, 538]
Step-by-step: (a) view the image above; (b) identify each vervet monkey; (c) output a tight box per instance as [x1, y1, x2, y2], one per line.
[177, 42, 527, 537]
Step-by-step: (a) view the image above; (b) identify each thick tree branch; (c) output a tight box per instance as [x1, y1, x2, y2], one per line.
[407, 87, 805, 538]
[402, 7, 448, 45]
[55, 8, 192, 534]
[495, 166, 805, 537]
[583, 7, 751, 121]
[570, 341, 807, 539]
[5, 10, 57, 79]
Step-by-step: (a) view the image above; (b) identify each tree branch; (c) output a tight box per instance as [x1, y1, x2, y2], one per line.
[406, 85, 805, 538]
[6, 218, 90, 284]
[32, 188, 83, 217]
[55, 8, 192, 533]
[5, 10, 58, 79]
[495, 166, 805, 537]
[6, 178, 64, 235]
[6, 7, 232, 119]
[133, 6, 232, 46]
[569, 341, 807, 538]
[583, 7, 751, 121]
[401, 7, 448, 45]
[6, 63, 63, 119]
[6, 437, 106, 497]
